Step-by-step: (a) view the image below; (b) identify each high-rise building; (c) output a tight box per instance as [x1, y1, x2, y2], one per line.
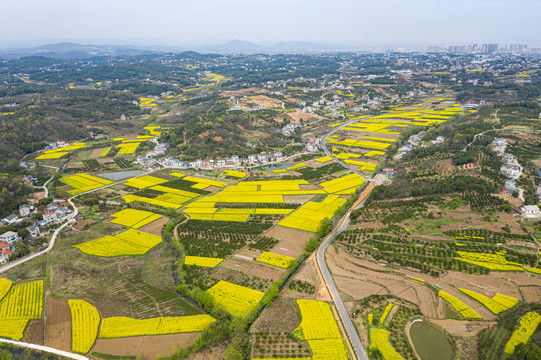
[487, 44, 498, 53]
[481, 44, 488, 53]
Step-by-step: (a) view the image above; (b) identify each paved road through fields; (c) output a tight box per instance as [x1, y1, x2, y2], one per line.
[0, 338, 89, 360]
[317, 118, 376, 360]
[321, 117, 376, 185]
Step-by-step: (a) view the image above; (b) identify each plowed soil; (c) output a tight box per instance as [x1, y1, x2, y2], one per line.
[93, 333, 198, 359]
[45, 295, 72, 351]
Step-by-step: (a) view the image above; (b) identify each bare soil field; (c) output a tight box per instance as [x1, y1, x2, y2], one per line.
[137, 216, 168, 236]
[221, 88, 268, 97]
[247, 95, 282, 108]
[253, 297, 300, 332]
[326, 248, 441, 317]
[89, 148, 104, 159]
[22, 319, 44, 345]
[29, 191, 46, 200]
[520, 285, 541, 303]
[287, 111, 325, 123]
[45, 295, 71, 351]
[219, 256, 284, 281]
[264, 226, 312, 258]
[283, 194, 316, 204]
[291, 255, 320, 285]
[93, 333, 198, 359]
[430, 319, 495, 337]
[72, 219, 96, 231]
[186, 343, 229, 360]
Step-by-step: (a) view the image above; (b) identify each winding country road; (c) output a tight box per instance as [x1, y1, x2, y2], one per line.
[316, 118, 378, 360]
[321, 117, 376, 184]
[316, 184, 373, 360]
[0, 198, 78, 274]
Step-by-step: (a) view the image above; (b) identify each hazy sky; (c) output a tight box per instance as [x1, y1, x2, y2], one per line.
[2, 0, 540, 47]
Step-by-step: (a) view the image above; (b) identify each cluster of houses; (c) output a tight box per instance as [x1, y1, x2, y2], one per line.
[281, 123, 301, 137]
[46, 140, 71, 151]
[492, 137, 541, 217]
[394, 130, 428, 160]
[228, 97, 266, 112]
[137, 151, 290, 171]
[0, 231, 19, 264]
[0, 202, 73, 264]
[492, 138, 522, 180]
[230, 103, 265, 112]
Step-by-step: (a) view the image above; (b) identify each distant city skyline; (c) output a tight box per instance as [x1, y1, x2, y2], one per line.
[1, 0, 540, 48]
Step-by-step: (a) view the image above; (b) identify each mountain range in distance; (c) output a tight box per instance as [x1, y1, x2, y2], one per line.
[0, 40, 365, 59]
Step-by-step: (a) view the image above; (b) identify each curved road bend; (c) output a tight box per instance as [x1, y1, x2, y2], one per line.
[0, 338, 89, 360]
[321, 117, 376, 185]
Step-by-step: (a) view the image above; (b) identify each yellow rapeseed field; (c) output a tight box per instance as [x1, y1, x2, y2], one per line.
[74, 229, 162, 257]
[293, 300, 342, 340]
[59, 174, 113, 195]
[257, 252, 295, 268]
[110, 208, 162, 229]
[122, 195, 183, 209]
[206, 281, 264, 318]
[68, 300, 100, 354]
[369, 328, 404, 360]
[0, 280, 43, 320]
[293, 300, 348, 360]
[0, 278, 13, 301]
[224, 170, 247, 178]
[124, 175, 168, 189]
[36, 152, 69, 160]
[278, 195, 346, 233]
[459, 288, 518, 314]
[438, 291, 482, 319]
[0, 319, 29, 341]
[184, 256, 223, 267]
[99, 315, 216, 338]
[505, 312, 541, 354]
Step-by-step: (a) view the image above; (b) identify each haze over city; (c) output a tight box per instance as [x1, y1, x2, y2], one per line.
[2, 0, 540, 48]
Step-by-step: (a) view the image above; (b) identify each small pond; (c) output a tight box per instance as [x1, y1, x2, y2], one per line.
[97, 170, 144, 181]
[410, 320, 454, 360]
[256, 163, 293, 171]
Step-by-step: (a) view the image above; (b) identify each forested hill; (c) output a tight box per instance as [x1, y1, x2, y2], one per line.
[0, 89, 140, 172]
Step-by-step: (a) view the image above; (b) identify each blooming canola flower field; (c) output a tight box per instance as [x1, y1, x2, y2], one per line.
[60, 173, 113, 195]
[206, 281, 264, 318]
[369, 328, 404, 360]
[505, 312, 541, 354]
[109, 208, 163, 229]
[184, 256, 223, 267]
[293, 300, 349, 360]
[459, 288, 518, 314]
[74, 229, 162, 257]
[0, 280, 44, 340]
[99, 315, 216, 338]
[256, 252, 295, 268]
[69, 299, 100, 354]
[278, 195, 346, 233]
[438, 291, 482, 319]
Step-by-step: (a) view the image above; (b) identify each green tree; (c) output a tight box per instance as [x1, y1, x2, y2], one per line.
[0, 349, 13, 360]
